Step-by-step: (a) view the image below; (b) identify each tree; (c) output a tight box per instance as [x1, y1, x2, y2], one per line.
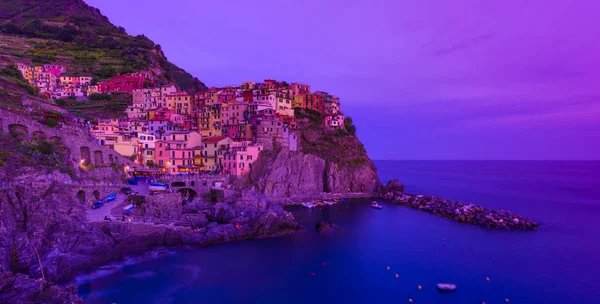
[146, 160, 155, 168]
[344, 117, 357, 136]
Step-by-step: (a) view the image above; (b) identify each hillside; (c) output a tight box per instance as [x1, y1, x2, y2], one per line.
[0, 0, 206, 93]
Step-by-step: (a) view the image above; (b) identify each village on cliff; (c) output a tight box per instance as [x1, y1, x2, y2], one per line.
[15, 63, 346, 176]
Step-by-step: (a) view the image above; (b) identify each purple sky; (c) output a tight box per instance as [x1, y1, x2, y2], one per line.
[87, 0, 600, 160]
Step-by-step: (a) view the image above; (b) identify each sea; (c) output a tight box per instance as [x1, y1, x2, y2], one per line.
[78, 160, 600, 304]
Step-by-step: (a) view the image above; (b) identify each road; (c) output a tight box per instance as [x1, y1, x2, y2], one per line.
[86, 182, 150, 222]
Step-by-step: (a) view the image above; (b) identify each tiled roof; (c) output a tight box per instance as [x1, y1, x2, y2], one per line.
[204, 136, 228, 143]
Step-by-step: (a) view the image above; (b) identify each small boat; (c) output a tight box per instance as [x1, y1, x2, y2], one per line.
[340, 198, 347, 203]
[302, 202, 315, 209]
[127, 179, 138, 185]
[123, 204, 134, 213]
[371, 201, 383, 209]
[105, 193, 117, 202]
[149, 183, 168, 192]
[437, 283, 457, 292]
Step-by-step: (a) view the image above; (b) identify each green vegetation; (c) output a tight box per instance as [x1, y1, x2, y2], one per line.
[0, 0, 207, 92]
[55, 92, 132, 119]
[0, 64, 39, 95]
[0, 133, 75, 178]
[88, 93, 111, 100]
[45, 117, 57, 127]
[295, 108, 370, 169]
[344, 117, 357, 136]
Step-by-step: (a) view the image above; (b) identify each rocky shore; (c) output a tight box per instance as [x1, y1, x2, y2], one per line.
[0, 176, 301, 303]
[382, 180, 539, 230]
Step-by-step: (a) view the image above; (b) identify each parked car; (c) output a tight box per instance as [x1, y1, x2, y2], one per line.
[105, 193, 117, 202]
[92, 200, 105, 209]
[121, 187, 132, 195]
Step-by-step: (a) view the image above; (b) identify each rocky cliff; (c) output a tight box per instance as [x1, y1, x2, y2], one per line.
[0, 172, 300, 299]
[245, 149, 380, 200]
[241, 109, 382, 201]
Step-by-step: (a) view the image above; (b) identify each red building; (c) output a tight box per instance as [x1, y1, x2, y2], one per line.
[98, 73, 151, 93]
[304, 93, 325, 113]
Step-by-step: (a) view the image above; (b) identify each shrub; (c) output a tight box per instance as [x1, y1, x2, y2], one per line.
[45, 117, 57, 128]
[344, 117, 357, 136]
[89, 93, 111, 101]
[39, 141, 55, 155]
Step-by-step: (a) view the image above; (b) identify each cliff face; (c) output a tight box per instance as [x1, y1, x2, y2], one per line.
[246, 150, 326, 199]
[0, 182, 116, 282]
[245, 149, 381, 200]
[243, 109, 382, 201]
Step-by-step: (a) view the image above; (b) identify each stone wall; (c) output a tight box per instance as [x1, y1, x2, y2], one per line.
[0, 109, 140, 170]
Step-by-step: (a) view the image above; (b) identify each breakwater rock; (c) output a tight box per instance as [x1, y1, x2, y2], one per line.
[315, 221, 336, 233]
[383, 180, 538, 230]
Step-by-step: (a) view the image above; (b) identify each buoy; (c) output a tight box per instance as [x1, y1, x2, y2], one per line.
[408, 298, 413, 303]
[386, 266, 390, 271]
[418, 285, 422, 290]
[310, 272, 316, 277]
[322, 262, 327, 267]
[485, 276, 490, 282]
[505, 298, 509, 303]
[395, 273, 399, 278]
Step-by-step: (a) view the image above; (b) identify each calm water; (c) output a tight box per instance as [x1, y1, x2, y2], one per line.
[78, 161, 600, 304]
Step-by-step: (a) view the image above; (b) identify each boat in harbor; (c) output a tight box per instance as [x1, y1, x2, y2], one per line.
[149, 183, 168, 192]
[123, 204, 134, 213]
[436, 283, 457, 292]
[302, 202, 316, 208]
[371, 201, 383, 209]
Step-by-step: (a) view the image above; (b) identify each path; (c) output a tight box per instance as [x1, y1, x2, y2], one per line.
[86, 182, 149, 222]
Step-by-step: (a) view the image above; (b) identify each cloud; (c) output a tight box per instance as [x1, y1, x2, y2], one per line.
[432, 34, 494, 56]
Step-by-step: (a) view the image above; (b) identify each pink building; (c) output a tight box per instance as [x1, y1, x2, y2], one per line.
[290, 83, 311, 96]
[222, 143, 263, 176]
[325, 114, 345, 129]
[223, 103, 247, 125]
[154, 140, 170, 171]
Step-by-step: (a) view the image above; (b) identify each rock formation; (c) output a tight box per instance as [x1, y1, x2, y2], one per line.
[382, 179, 539, 230]
[243, 149, 381, 201]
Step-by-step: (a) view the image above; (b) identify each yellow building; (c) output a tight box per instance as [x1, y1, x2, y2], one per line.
[199, 136, 231, 171]
[166, 93, 192, 115]
[293, 94, 305, 108]
[208, 104, 223, 137]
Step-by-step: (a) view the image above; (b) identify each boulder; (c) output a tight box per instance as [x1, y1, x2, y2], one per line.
[315, 221, 336, 234]
[383, 179, 406, 195]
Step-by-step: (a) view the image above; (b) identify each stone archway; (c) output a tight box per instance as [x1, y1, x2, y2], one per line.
[190, 181, 195, 187]
[77, 190, 86, 204]
[80, 146, 91, 165]
[108, 154, 114, 164]
[94, 150, 104, 166]
[92, 190, 100, 200]
[33, 131, 46, 140]
[171, 181, 186, 188]
[8, 124, 28, 139]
